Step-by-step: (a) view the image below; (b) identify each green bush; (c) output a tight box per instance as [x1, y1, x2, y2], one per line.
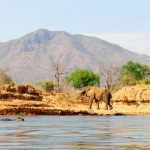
[65, 68, 99, 89]
[139, 78, 150, 85]
[119, 61, 150, 86]
[36, 80, 54, 92]
[0, 69, 14, 85]
[121, 74, 137, 86]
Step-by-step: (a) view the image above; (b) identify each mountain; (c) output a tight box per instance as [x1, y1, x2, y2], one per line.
[0, 29, 150, 83]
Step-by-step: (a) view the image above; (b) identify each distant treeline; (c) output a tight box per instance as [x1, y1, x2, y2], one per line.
[1, 61, 150, 92]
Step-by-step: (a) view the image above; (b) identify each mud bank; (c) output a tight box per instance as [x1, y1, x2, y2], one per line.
[1, 101, 150, 116]
[1, 105, 150, 116]
[0, 99, 118, 116]
[0, 84, 150, 116]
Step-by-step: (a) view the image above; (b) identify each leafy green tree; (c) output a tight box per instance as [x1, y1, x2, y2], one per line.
[119, 61, 150, 85]
[0, 69, 14, 85]
[36, 80, 54, 92]
[65, 68, 99, 88]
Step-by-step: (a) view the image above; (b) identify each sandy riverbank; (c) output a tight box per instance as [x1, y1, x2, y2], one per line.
[0, 84, 150, 116]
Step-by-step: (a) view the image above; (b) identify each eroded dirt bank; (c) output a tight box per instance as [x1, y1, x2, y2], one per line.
[111, 84, 150, 115]
[0, 84, 150, 116]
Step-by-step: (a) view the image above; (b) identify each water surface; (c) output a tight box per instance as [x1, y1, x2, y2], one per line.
[0, 116, 150, 149]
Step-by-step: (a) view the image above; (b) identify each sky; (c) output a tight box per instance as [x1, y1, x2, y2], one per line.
[0, 0, 150, 56]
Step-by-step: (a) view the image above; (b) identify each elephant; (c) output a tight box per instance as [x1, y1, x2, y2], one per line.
[80, 86, 113, 110]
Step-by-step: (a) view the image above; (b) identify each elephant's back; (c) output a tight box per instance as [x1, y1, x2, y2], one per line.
[95, 87, 105, 92]
[86, 86, 106, 98]
[86, 87, 105, 98]
[86, 88, 95, 96]
[95, 88, 105, 98]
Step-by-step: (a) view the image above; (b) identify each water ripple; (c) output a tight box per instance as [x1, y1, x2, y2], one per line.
[0, 116, 150, 149]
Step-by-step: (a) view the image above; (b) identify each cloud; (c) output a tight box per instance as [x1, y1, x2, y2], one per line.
[83, 32, 150, 56]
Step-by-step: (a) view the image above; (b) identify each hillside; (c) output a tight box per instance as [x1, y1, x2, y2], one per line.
[0, 29, 150, 83]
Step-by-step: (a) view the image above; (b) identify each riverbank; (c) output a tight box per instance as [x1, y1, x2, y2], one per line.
[1, 98, 150, 116]
[0, 97, 115, 116]
[0, 84, 150, 116]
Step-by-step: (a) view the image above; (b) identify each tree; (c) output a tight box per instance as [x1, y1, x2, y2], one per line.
[119, 61, 150, 85]
[65, 68, 99, 89]
[36, 80, 54, 92]
[53, 62, 67, 91]
[49, 62, 68, 92]
[99, 64, 119, 90]
[0, 69, 14, 85]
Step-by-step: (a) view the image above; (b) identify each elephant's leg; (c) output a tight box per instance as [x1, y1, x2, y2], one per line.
[95, 100, 100, 110]
[107, 97, 113, 110]
[108, 103, 113, 110]
[104, 94, 111, 110]
[101, 96, 108, 110]
[105, 100, 113, 110]
[89, 97, 94, 109]
[105, 103, 108, 110]
[108, 92, 113, 110]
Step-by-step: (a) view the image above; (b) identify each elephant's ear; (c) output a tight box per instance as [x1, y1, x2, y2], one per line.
[86, 86, 91, 92]
[80, 90, 86, 95]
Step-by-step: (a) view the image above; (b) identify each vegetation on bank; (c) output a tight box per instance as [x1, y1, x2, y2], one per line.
[35, 80, 54, 92]
[0, 69, 14, 85]
[65, 68, 99, 88]
[0, 61, 149, 92]
[119, 61, 150, 86]
[0, 61, 149, 116]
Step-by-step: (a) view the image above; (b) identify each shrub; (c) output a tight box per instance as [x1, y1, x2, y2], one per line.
[139, 78, 150, 85]
[65, 68, 99, 89]
[36, 80, 54, 92]
[0, 69, 14, 85]
[119, 61, 150, 86]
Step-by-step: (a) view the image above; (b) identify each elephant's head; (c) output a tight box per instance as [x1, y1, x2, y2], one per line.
[80, 86, 91, 96]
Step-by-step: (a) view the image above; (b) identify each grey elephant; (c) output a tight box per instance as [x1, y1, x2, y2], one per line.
[80, 86, 113, 110]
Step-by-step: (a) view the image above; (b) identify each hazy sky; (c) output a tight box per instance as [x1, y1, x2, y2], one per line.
[0, 0, 150, 56]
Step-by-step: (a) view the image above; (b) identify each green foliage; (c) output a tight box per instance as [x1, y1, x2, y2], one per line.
[65, 68, 99, 88]
[119, 61, 150, 86]
[121, 73, 137, 86]
[0, 69, 14, 85]
[138, 78, 150, 85]
[36, 80, 54, 92]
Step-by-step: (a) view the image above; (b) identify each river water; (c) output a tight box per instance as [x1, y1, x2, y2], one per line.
[0, 116, 150, 149]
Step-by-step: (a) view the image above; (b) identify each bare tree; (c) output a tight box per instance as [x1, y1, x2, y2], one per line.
[50, 61, 68, 92]
[99, 64, 119, 91]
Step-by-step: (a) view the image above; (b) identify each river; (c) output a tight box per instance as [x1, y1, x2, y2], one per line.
[0, 116, 150, 149]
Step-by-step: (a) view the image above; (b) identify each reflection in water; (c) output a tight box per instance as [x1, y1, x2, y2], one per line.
[0, 116, 150, 149]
